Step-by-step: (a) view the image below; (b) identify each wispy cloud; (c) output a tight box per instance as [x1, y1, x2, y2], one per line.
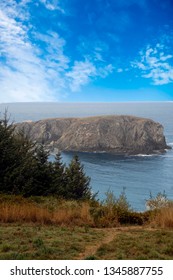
[3, 1, 149, 103]
[39, 0, 65, 13]
[68, 38, 114, 91]
[75, 37, 115, 85]
[131, 43, 173, 85]
[0, 0, 116, 102]
[66, 60, 113, 92]
[0, 0, 64, 102]
[66, 60, 96, 92]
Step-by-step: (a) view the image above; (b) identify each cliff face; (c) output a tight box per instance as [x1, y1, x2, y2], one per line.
[15, 115, 170, 155]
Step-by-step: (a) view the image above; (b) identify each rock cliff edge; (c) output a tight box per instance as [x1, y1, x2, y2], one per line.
[15, 115, 171, 155]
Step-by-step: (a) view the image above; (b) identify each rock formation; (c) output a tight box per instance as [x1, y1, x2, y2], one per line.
[15, 115, 171, 155]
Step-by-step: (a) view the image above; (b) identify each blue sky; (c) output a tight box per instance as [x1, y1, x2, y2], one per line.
[0, 0, 173, 102]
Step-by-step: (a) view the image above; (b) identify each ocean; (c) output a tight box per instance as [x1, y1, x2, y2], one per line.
[0, 102, 173, 211]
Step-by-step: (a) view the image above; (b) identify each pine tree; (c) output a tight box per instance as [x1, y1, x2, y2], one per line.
[0, 112, 51, 196]
[50, 152, 66, 196]
[8, 129, 37, 194]
[27, 144, 53, 196]
[0, 115, 37, 194]
[0, 112, 93, 200]
[0, 112, 22, 193]
[65, 155, 92, 200]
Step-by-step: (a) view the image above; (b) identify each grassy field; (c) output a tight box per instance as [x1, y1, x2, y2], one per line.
[0, 224, 105, 260]
[0, 224, 173, 260]
[93, 228, 173, 260]
[0, 194, 173, 260]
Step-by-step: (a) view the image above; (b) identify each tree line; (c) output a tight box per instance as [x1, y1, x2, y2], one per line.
[0, 112, 92, 200]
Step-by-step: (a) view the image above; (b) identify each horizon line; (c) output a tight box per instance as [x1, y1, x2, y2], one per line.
[1, 101, 173, 105]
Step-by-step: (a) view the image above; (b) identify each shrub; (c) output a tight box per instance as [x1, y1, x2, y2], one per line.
[118, 211, 150, 225]
[149, 205, 173, 228]
[90, 189, 133, 227]
[146, 191, 169, 210]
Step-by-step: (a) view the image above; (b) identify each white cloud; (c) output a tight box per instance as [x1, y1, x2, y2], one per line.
[117, 68, 123, 73]
[35, 31, 70, 72]
[78, 38, 110, 62]
[160, 54, 172, 61]
[75, 37, 115, 84]
[0, 1, 115, 102]
[0, 0, 31, 21]
[0, 1, 68, 102]
[39, 0, 65, 13]
[66, 60, 96, 92]
[66, 60, 114, 92]
[132, 43, 173, 85]
[97, 64, 114, 78]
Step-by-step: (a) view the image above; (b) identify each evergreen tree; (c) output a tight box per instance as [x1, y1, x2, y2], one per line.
[0, 111, 93, 200]
[0, 113, 15, 170]
[65, 155, 92, 200]
[27, 144, 53, 196]
[0, 112, 50, 196]
[0, 114, 37, 194]
[50, 152, 66, 196]
[8, 130, 37, 194]
[0, 112, 25, 193]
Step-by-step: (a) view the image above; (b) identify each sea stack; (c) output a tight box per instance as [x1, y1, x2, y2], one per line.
[15, 115, 171, 155]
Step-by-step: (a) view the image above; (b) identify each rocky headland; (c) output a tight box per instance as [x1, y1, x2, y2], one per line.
[15, 115, 171, 155]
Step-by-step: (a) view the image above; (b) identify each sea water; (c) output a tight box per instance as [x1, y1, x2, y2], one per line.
[0, 102, 173, 211]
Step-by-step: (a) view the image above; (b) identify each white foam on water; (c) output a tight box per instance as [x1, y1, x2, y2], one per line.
[132, 154, 155, 157]
[168, 142, 173, 146]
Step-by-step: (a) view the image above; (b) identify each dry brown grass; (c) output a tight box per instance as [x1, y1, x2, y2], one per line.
[150, 206, 173, 228]
[52, 202, 92, 225]
[0, 199, 93, 226]
[1, 194, 173, 229]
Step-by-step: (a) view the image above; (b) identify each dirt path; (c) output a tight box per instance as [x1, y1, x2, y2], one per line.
[77, 226, 146, 260]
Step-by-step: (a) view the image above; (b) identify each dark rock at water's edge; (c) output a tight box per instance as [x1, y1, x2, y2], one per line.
[15, 115, 171, 155]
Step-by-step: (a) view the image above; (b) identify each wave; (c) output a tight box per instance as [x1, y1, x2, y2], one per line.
[168, 142, 173, 146]
[131, 154, 156, 157]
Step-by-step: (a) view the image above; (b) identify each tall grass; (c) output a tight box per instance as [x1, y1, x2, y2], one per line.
[1, 193, 173, 228]
[0, 196, 93, 226]
[150, 206, 173, 228]
[146, 193, 173, 229]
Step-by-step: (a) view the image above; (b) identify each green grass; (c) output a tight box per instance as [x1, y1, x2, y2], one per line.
[0, 224, 104, 260]
[0, 194, 173, 260]
[94, 229, 173, 260]
[0, 224, 173, 260]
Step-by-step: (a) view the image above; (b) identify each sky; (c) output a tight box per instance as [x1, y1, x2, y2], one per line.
[0, 0, 173, 102]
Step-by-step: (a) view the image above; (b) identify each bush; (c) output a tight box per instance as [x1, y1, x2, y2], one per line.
[90, 190, 152, 227]
[118, 211, 151, 225]
[90, 190, 134, 227]
[146, 191, 169, 210]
